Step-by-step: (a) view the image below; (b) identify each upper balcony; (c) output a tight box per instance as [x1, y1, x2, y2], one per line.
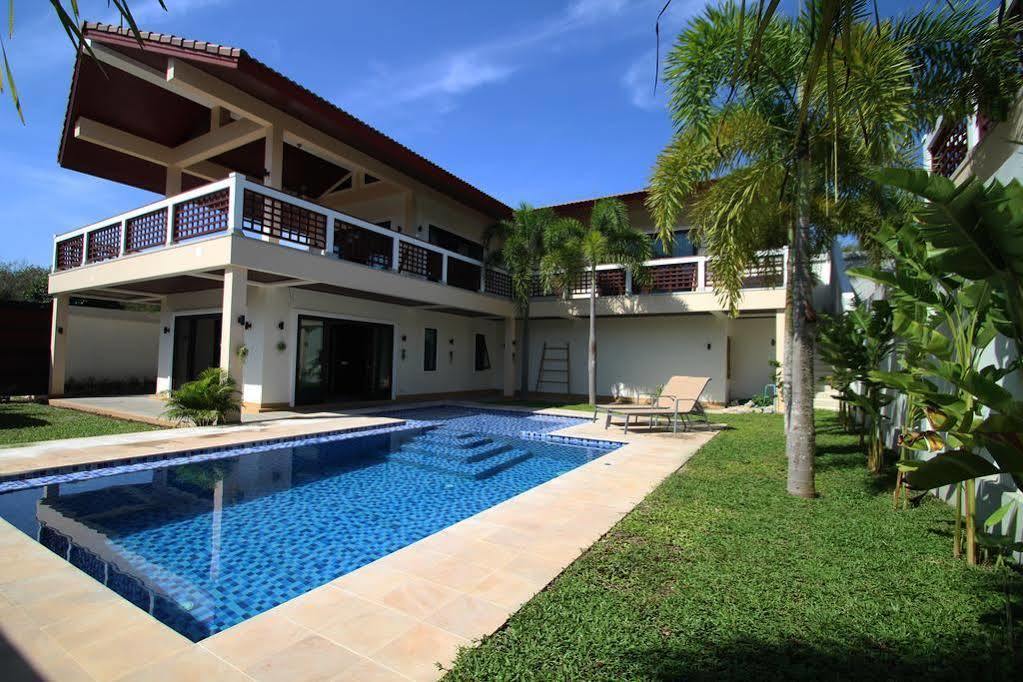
[50, 174, 789, 318]
[49, 174, 517, 318]
[528, 250, 788, 317]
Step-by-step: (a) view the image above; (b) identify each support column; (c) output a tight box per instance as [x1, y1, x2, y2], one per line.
[165, 165, 182, 197]
[220, 266, 248, 423]
[264, 125, 284, 190]
[156, 297, 174, 394]
[49, 295, 70, 397]
[774, 309, 786, 409]
[503, 316, 516, 397]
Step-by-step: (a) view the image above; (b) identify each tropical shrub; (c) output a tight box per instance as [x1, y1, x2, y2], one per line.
[162, 368, 240, 427]
[852, 168, 1023, 563]
[817, 300, 895, 473]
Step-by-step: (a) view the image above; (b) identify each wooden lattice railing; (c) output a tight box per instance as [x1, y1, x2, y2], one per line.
[642, 262, 699, 293]
[447, 257, 482, 291]
[334, 220, 393, 269]
[929, 119, 969, 178]
[242, 189, 327, 249]
[399, 240, 443, 282]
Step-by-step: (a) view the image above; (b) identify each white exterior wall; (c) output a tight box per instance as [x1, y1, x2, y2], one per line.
[66, 306, 159, 383]
[525, 314, 745, 405]
[155, 286, 505, 406]
[728, 317, 777, 400]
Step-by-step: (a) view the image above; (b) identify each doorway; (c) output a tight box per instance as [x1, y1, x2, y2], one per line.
[295, 315, 393, 405]
[172, 314, 222, 389]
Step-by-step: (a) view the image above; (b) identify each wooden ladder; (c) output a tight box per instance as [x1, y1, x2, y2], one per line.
[535, 342, 570, 393]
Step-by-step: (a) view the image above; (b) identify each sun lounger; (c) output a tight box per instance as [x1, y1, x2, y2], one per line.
[596, 376, 710, 433]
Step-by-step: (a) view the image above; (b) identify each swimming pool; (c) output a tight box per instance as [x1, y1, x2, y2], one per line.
[0, 407, 619, 641]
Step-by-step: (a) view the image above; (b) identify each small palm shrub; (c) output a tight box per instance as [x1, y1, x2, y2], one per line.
[162, 368, 240, 426]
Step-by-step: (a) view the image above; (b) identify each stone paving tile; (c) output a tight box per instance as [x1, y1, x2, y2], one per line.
[0, 404, 718, 681]
[372, 622, 468, 681]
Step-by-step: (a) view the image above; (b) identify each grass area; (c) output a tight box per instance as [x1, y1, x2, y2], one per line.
[446, 412, 1021, 680]
[0, 402, 158, 446]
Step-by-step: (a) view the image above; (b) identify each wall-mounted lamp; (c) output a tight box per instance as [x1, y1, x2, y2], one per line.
[401, 334, 407, 342]
[237, 315, 251, 330]
[277, 321, 285, 331]
[57, 326, 64, 335]
[706, 343, 712, 350]
[163, 326, 170, 334]
[401, 349, 407, 361]
[770, 338, 776, 347]
[449, 338, 455, 345]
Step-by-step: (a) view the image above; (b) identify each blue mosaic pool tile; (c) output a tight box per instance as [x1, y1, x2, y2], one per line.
[0, 406, 618, 642]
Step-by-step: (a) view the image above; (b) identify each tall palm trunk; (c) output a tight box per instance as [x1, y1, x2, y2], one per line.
[588, 263, 597, 406]
[519, 301, 531, 400]
[786, 151, 817, 498]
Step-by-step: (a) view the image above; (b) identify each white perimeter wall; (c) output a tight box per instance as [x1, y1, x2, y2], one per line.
[67, 306, 159, 382]
[157, 286, 505, 405]
[524, 314, 777, 405]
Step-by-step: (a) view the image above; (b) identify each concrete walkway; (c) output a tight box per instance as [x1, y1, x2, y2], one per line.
[47, 395, 361, 428]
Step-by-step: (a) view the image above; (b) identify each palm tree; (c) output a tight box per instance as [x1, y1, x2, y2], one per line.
[646, 1, 1016, 497]
[540, 198, 650, 406]
[3, 1, 164, 122]
[484, 204, 560, 400]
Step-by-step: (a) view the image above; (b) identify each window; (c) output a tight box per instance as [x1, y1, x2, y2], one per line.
[651, 230, 696, 258]
[424, 328, 437, 371]
[428, 224, 484, 260]
[474, 333, 491, 371]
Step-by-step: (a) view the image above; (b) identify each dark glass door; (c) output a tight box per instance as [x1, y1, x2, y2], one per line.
[295, 316, 393, 405]
[172, 314, 222, 389]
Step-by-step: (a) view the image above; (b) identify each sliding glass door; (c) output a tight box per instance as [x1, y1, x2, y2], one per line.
[295, 316, 393, 405]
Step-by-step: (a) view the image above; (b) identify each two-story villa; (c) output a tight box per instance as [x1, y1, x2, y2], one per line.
[47, 23, 843, 417]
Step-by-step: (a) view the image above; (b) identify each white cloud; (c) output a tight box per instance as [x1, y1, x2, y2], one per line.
[621, 0, 701, 110]
[337, 0, 653, 123]
[622, 50, 662, 111]
[567, 0, 630, 21]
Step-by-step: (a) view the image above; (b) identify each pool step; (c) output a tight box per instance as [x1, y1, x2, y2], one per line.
[390, 447, 532, 479]
[398, 439, 511, 464]
[414, 433, 493, 450]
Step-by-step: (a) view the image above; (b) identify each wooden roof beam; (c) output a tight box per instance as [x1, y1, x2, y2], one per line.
[73, 116, 231, 182]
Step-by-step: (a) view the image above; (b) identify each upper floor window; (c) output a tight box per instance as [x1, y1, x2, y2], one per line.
[651, 230, 696, 258]
[429, 225, 484, 261]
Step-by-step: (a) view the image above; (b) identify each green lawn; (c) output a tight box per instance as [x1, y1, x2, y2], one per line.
[446, 412, 1021, 680]
[0, 402, 158, 446]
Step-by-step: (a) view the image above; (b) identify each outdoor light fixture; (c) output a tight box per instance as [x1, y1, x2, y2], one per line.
[706, 343, 712, 350]
[277, 321, 285, 330]
[163, 326, 170, 334]
[401, 334, 407, 342]
[771, 338, 776, 347]
[237, 315, 252, 329]
[449, 338, 454, 345]
[57, 326, 63, 335]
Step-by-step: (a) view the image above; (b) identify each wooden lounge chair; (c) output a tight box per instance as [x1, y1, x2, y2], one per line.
[596, 376, 711, 434]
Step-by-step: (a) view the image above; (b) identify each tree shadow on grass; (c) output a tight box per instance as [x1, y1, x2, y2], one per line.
[0, 410, 48, 431]
[625, 634, 1020, 681]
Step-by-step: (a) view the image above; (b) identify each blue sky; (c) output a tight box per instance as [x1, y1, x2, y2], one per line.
[0, 0, 937, 265]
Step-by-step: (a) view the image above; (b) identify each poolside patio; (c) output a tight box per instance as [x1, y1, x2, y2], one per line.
[0, 405, 717, 681]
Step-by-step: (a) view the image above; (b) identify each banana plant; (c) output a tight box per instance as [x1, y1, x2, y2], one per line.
[853, 168, 1023, 564]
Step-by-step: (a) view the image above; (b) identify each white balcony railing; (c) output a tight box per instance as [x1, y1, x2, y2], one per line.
[51, 173, 785, 303]
[528, 250, 787, 299]
[51, 173, 514, 299]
